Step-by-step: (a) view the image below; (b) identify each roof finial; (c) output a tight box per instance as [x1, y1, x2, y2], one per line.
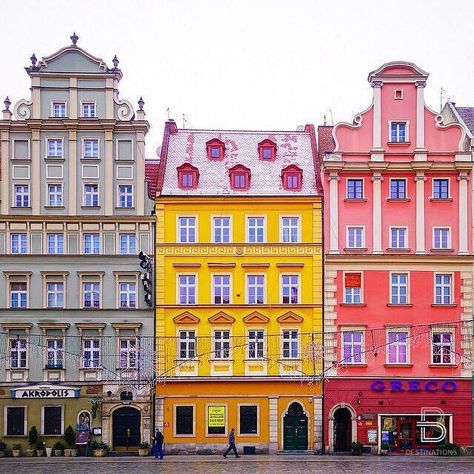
[138, 97, 145, 111]
[70, 32, 79, 46]
[112, 55, 119, 69]
[4, 97, 11, 111]
[30, 53, 37, 67]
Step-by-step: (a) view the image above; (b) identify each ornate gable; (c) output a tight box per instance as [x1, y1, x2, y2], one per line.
[173, 311, 200, 325]
[208, 312, 236, 324]
[277, 311, 304, 324]
[243, 311, 270, 324]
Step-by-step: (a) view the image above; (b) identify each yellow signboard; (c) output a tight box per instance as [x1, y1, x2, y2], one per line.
[208, 406, 225, 427]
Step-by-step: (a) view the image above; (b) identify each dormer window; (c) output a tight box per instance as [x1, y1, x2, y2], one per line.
[206, 139, 225, 160]
[281, 165, 302, 191]
[229, 165, 250, 191]
[177, 163, 199, 189]
[258, 139, 277, 161]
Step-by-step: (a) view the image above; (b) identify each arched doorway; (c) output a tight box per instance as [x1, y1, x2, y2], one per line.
[112, 407, 141, 450]
[334, 407, 352, 452]
[283, 402, 308, 450]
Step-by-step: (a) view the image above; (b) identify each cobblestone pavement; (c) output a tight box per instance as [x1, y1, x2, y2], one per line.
[0, 455, 473, 474]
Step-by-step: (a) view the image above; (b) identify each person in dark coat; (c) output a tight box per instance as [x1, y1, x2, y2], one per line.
[223, 428, 240, 458]
[153, 428, 164, 460]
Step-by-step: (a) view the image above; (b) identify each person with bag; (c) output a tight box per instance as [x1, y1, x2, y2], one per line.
[153, 428, 164, 460]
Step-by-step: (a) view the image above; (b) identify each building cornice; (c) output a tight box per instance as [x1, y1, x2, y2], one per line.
[325, 254, 474, 265]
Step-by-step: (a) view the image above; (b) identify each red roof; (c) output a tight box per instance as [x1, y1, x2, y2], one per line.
[317, 125, 335, 160]
[145, 160, 160, 199]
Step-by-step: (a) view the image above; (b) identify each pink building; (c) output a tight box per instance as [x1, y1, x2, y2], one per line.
[321, 62, 473, 453]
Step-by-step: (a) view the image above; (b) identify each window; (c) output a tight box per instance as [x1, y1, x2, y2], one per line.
[344, 273, 362, 304]
[390, 122, 407, 142]
[435, 274, 452, 304]
[175, 406, 194, 435]
[119, 234, 136, 254]
[258, 139, 276, 161]
[347, 227, 364, 248]
[213, 217, 231, 243]
[391, 273, 408, 304]
[394, 89, 404, 100]
[47, 282, 64, 308]
[281, 217, 300, 243]
[10, 283, 27, 308]
[177, 163, 199, 189]
[11, 233, 27, 254]
[247, 217, 265, 243]
[84, 184, 99, 207]
[247, 275, 265, 304]
[48, 184, 63, 207]
[82, 102, 96, 118]
[179, 331, 196, 359]
[433, 179, 449, 199]
[119, 282, 136, 308]
[342, 331, 364, 364]
[83, 234, 100, 255]
[47, 234, 64, 254]
[10, 339, 27, 367]
[433, 228, 450, 249]
[52, 102, 66, 118]
[282, 165, 303, 191]
[432, 332, 453, 364]
[6, 407, 25, 435]
[43, 406, 62, 435]
[46, 339, 63, 369]
[178, 275, 196, 304]
[282, 330, 299, 359]
[83, 282, 100, 308]
[207, 405, 226, 435]
[390, 227, 407, 249]
[213, 330, 230, 359]
[82, 339, 100, 368]
[120, 339, 137, 369]
[118, 185, 133, 208]
[239, 405, 258, 435]
[213, 275, 231, 304]
[206, 139, 225, 160]
[14, 185, 29, 207]
[390, 179, 406, 199]
[178, 217, 196, 243]
[248, 330, 264, 359]
[281, 275, 299, 304]
[347, 179, 363, 199]
[229, 165, 251, 191]
[47, 139, 63, 158]
[83, 139, 99, 159]
[387, 331, 408, 364]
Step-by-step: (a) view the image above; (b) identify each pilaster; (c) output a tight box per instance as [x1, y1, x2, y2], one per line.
[372, 173, 383, 253]
[268, 396, 278, 453]
[31, 76, 41, 119]
[68, 130, 77, 215]
[415, 173, 426, 253]
[415, 81, 426, 151]
[458, 173, 469, 254]
[104, 129, 114, 215]
[328, 174, 340, 254]
[371, 80, 382, 151]
[1, 130, 10, 214]
[31, 129, 40, 215]
[69, 77, 78, 119]
[313, 397, 323, 452]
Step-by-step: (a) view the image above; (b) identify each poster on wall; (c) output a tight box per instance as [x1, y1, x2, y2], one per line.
[208, 406, 225, 427]
[367, 429, 377, 444]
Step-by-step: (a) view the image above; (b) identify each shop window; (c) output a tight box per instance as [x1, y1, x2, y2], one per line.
[344, 272, 362, 304]
[43, 406, 63, 435]
[229, 165, 250, 191]
[239, 405, 258, 435]
[207, 405, 226, 435]
[281, 165, 302, 191]
[258, 139, 276, 161]
[6, 406, 25, 435]
[206, 139, 225, 160]
[175, 405, 194, 435]
[177, 163, 199, 189]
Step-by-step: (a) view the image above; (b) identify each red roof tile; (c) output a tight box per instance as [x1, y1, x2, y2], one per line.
[145, 160, 160, 199]
[317, 125, 335, 160]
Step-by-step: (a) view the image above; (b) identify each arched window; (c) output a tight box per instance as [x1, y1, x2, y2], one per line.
[177, 163, 199, 189]
[281, 165, 303, 191]
[229, 164, 251, 191]
[206, 138, 225, 160]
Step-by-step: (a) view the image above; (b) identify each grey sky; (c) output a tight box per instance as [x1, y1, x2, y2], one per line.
[1, 0, 473, 156]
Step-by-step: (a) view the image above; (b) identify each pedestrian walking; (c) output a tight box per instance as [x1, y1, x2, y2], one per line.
[223, 428, 240, 458]
[153, 428, 164, 460]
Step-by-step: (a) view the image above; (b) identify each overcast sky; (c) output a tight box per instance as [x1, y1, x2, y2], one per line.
[1, 0, 473, 156]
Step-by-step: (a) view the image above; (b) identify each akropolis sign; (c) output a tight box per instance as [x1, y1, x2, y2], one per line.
[370, 379, 457, 393]
[11, 384, 80, 399]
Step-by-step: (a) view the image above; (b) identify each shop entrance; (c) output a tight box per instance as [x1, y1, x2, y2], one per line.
[112, 407, 141, 450]
[334, 407, 352, 452]
[283, 402, 308, 450]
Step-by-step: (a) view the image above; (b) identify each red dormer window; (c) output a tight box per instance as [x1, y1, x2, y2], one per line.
[229, 164, 250, 191]
[258, 139, 277, 161]
[177, 163, 199, 189]
[206, 138, 225, 160]
[282, 165, 302, 191]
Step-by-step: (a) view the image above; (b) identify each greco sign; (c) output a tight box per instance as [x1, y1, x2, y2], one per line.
[11, 384, 80, 399]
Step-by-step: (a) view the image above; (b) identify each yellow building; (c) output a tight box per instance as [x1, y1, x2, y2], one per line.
[154, 121, 323, 453]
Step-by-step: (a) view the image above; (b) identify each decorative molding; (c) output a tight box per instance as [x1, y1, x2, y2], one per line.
[13, 99, 32, 120]
[114, 95, 135, 121]
[173, 311, 200, 324]
[156, 245, 321, 256]
[208, 311, 236, 324]
[277, 311, 304, 324]
[243, 311, 270, 324]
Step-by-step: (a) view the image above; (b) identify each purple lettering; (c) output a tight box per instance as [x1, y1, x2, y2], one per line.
[408, 380, 421, 392]
[370, 380, 385, 392]
[425, 381, 438, 392]
[441, 381, 457, 393]
[390, 380, 405, 392]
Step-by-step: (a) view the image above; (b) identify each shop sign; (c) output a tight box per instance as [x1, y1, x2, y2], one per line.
[208, 406, 225, 427]
[370, 379, 457, 393]
[11, 384, 80, 399]
[367, 429, 377, 444]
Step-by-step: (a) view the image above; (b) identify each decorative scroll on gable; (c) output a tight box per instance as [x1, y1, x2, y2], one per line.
[114, 95, 135, 121]
[13, 99, 32, 120]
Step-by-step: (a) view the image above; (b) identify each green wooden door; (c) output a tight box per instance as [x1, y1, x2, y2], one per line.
[283, 402, 308, 450]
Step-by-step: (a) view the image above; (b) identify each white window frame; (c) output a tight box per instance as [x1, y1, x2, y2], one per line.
[45, 137, 64, 159]
[4, 405, 27, 436]
[11, 139, 31, 160]
[47, 183, 63, 207]
[46, 165, 64, 179]
[281, 329, 299, 359]
[46, 281, 64, 308]
[346, 226, 365, 249]
[115, 139, 135, 161]
[51, 101, 67, 118]
[82, 138, 100, 159]
[82, 338, 101, 368]
[346, 178, 364, 199]
[280, 274, 300, 304]
[388, 120, 409, 143]
[212, 216, 232, 244]
[117, 184, 134, 208]
[280, 215, 301, 243]
[116, 165, 134, 180]
[246, 273, 266, 304]
[82, 281, 101, 309]
[386, 328, 410, 365]
[389, 226, 408, 249]
[211, 274, 232, 304]
[237, 403, 259, 437]
[10, 233, 28, 254]
[177, 216, 198, 243]
[389, 178, 407, 199]
[246, 215, 266, 243]
[341, 329, 365, 364]
[9, 337, 28, 368]
[12, 165, 30, 180]
[247, 329, 265, 359]
[9, 281, 28, 309]
[83, 233, 101, 255]
[119, 281, 137, 308]
[81, 101, 96, 118]
[178, 330, 196, 360]
[434, 273, 453, 305]
[119, 338, 138, 369]
[177, 274, 197, 305]
[41, 405, 64, 436]
[212, 329, 231, 360]
[119, 233, 137, 255]
[393, 89, 404, 100]
[83, 183, 100, 207]
[46, 233, 64, 254]
[433, 227, 451, 250]
[343, 271, 363, 304]
[431, 329, 454, 365]
[390, 272, 409, 305]
[432, 177, 451, 200]
[45, 337, 64, 369]
[13, 184, 30, 208]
